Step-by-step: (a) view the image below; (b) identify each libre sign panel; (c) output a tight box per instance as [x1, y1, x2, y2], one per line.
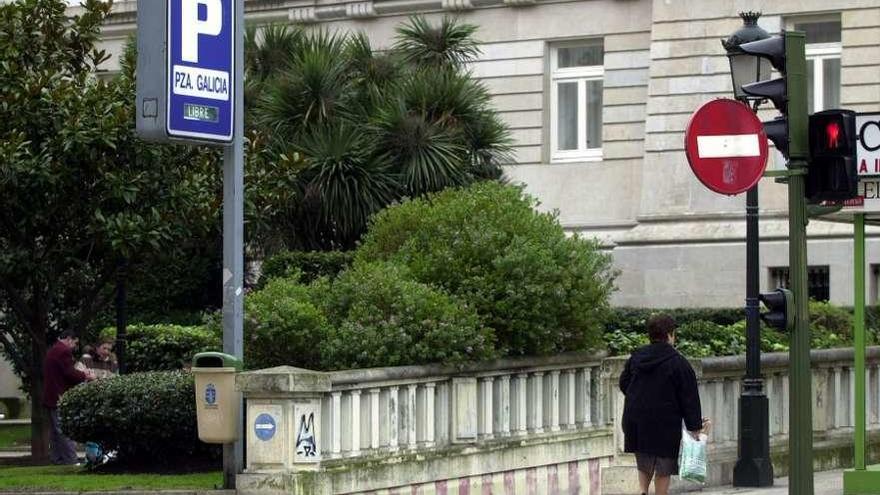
[167, 0, 234, 142]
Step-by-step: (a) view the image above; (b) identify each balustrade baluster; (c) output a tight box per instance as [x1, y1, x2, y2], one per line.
[350, 390, 361, 456]
[565, 370, 576, 429]
[516, 373, 528, 435]
[388, 386, 400, 451]
[531, 372, 545, 433]
[370, 388, 380, 450]
[407, 384, 418, 448]
[425, 382, 436, 447]
[499, 375, 511, 437]
[579, 367, 592, 428]
[331, 391, 342, 457]
[480, 377, 495, 440]
[549, 370, 561, 432]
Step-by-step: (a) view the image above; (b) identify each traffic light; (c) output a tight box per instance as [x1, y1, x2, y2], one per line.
[737, 35, 791, 159]
[759, 288, 794, 332]
[805, 110, 858, 202]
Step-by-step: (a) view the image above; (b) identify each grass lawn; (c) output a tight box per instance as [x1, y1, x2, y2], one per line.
[0, 425, 29, 449]
[0, 465, 222, 491]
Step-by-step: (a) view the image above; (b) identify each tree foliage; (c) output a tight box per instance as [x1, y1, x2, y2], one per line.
[0, 0, 218, 459]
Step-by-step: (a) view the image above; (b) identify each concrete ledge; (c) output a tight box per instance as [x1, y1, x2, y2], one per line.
[237, 366, 331, 394]
[701, 347, 880, 375]
[327, 351, 606, 386]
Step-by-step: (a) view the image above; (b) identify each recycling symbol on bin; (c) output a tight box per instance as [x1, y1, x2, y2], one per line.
[205, 383, 217, 405]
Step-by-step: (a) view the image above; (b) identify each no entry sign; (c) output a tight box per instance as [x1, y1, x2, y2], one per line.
[684, 99, 769, 195]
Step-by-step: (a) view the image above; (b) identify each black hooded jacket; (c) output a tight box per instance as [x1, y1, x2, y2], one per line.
[619, 342, 702, 458]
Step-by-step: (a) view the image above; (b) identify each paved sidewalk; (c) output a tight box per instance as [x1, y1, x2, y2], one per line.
[696, 469, 843, 494]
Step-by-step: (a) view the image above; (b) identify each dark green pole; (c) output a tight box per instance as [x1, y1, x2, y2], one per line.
[855, 213, 866, 471]
[784, 30, 814, 495]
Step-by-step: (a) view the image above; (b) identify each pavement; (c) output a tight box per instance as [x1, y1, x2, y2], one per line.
[695, 468, 843, 494]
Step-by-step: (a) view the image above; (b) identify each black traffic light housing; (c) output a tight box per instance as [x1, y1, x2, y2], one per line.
[805, 109, 858, 202]
[739, 36, 790, 159]
[759, 288, 794, 332]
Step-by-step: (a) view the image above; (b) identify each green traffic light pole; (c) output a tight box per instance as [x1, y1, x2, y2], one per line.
[781, 31, 814, 495]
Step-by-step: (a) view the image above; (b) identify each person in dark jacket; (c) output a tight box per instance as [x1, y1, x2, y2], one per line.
[43, 330, 94, 464]
[619, 314, 707, 495]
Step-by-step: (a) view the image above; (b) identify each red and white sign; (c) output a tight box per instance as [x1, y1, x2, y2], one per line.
[857, 113, 880, 176]
[684, 98, 769, 195]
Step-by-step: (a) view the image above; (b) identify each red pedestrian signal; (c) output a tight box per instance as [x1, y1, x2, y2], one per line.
[825, 122, 840, 149]
[806, 110, 857, 202]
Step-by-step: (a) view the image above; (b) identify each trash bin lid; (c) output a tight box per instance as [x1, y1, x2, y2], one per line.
[192, 351, 243, 371]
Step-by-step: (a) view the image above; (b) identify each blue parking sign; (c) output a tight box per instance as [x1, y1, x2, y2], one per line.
[167, 0, 234, 142]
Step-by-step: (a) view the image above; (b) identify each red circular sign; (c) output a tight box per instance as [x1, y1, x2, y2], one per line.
[684, 98, 769, 195]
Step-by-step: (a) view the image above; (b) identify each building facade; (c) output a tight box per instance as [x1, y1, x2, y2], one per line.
[84, 0, 880, 308]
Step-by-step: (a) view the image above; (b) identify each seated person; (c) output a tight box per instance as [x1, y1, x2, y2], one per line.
[80, 338, 119, 379]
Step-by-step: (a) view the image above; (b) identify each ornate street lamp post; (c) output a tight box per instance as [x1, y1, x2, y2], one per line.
[722, 12, 775, 487]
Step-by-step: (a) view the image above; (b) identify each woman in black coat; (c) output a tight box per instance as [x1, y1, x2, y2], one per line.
[619, 314, 706, 495]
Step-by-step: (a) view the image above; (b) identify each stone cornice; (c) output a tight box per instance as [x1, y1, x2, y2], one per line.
[94, 0, 541, 32]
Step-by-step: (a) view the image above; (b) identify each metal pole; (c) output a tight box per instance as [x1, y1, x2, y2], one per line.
[784, 31, 814, 495]
[733, 184, 773, 486]
[222, 0, 245, 488]
[854, 213, 866, 471]
[115, 257, 128, 374]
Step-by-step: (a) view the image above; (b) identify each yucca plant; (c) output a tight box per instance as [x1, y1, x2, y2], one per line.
[253, 32, 355, 137]
[248, 16, 511, 250]
[393, 15, 480, 69]
[293, 123, 399, 249]
[373, 100, 469, 196]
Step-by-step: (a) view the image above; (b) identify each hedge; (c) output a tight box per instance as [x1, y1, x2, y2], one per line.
[59, 371, 220, 468]
[101, 324, 220, 372]
[258, 250, 353, 287]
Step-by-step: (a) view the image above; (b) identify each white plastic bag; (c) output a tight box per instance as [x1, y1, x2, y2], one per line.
[678, 429, 708, 484]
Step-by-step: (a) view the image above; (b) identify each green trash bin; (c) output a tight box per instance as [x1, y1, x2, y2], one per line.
[192, 352, 243, 444]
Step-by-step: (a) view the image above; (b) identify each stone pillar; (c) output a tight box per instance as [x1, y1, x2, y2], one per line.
[236, 366, 331, 494]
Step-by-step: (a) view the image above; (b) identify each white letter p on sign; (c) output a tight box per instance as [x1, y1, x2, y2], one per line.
[181, 0, 222, 63]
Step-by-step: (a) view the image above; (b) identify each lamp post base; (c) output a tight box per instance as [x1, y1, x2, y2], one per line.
[733, 393, 774, 487]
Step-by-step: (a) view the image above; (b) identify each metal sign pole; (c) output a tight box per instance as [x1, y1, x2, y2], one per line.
[221, 0, 245, 488]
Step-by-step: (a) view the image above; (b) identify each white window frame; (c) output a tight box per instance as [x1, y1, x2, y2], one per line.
[549, 42, 604, 163]
[806, 42, 841, 113]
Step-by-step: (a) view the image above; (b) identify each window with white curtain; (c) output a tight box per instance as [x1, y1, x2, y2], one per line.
[550, 41, 603, 162]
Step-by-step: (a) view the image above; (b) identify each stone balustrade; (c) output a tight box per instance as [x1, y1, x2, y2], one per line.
[236, 347, 880, 494]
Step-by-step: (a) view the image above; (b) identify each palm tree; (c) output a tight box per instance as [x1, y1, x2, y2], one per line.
[248, 16, 511, 250]
[393, 15, 480, 69]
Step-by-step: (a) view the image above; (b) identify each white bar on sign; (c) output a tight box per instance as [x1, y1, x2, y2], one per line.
[697, 134, 760, 159]
[172, 65, 230, 101]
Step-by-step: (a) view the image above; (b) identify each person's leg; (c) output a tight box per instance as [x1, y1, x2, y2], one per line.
[638, 469, 652, 494]
[49, 408, 77, 464]
[653, 475, 671, 495]
[635, 453, 655, 494]
[47, 408, 62, 464]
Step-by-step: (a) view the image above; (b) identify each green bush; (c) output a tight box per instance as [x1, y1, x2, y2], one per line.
[245, 276, 329, 370]
[607, 307, 744, 336]
[104, 324, 220, 372]
[259, 250, 353, 287]
[675, 320, 745, 358]
[59, 371, 219, 468]
[316, 262, 496, 369]
[355, 182, 616, 356]
[809, 300, 854, 348]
